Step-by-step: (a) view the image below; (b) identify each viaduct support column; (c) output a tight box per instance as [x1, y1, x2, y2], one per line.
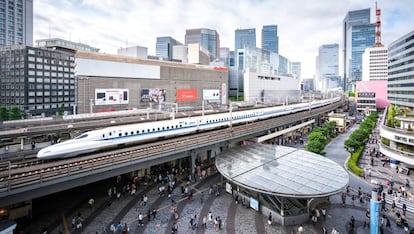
[20, 138, 25, 150]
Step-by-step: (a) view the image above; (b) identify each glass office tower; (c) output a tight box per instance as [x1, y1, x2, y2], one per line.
[185, 28, 220, 61]
[235, 28, 256, 52]
[156, 36, 182, 61]
[261, 25, 279, 54]
[343, 8, 374, 91]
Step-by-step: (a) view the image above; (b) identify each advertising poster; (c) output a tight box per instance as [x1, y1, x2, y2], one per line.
[203, 89, 220, 102]
[225, 182, 233, 194]
[250, 197, 259, 211]
[141, 88, 166, 103]
[177, 89, 198, 102]
[95, 88, 129, 105]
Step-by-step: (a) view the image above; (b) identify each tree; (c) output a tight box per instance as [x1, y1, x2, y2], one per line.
[0, 107, 8, 121]
[58, 103, 65, 116]
[9, 106, 22, 120]
[306, 131, 326, 155]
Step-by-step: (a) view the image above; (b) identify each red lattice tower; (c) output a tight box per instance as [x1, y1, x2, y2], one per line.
[374, 2, 384, 47]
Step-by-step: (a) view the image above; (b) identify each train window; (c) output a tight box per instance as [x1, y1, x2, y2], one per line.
[162, 127, 165, 130]
[158, 128, 160, 131]
[125, 132, 128, 136]
[136, 131, 139, 134]
[153, 128, 155, 132]
[131, 131, 134, 135]
[167, 126, 169, 130]
[109, 132, 112, 136]
[119, 133, 122, 137]
[74, 134, 88, 139]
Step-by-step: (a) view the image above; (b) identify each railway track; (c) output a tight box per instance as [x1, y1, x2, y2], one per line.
[0, 101, 342, 193]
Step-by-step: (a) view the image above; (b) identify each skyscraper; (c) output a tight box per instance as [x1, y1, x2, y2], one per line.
[261, 25, 278, 54]
[156, 36, 182, 61]
[388, 30, 414, 108]
[291, 62, 301, 79]
[0, 0, 33, 47]
[316, 44, 339, 91]
[343, 8, 375, 91]
[235, 28, 256, 52]
[185, 28, 220, 61]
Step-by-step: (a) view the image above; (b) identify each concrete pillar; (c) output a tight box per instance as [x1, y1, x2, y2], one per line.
[20, 138, 25, 150]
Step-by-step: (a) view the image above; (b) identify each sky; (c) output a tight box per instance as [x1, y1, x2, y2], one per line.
[33, 0, 414, 78]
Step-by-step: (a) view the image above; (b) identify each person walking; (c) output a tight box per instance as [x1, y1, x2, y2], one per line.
[202, 215, 207, 229]
[268, 212, 272, 225]
[298, 224, 303, 234]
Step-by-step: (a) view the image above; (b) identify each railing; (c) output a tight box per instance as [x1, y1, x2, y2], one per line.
[0, 101, 343, 196]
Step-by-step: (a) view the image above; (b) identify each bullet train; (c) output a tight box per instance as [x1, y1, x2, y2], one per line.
[37, 97, 340, 159]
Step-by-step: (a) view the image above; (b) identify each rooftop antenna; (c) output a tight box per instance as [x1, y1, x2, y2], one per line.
[373, 1, 384, 47]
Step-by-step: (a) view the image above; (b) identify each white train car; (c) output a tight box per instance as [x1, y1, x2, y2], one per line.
[37, 97, 340, 159]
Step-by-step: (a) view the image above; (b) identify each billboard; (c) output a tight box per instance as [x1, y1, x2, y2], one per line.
[95, 89, 129, 105]
[177, 89, 198, 102]
[141, 88, 166, 103]
[203, 89, 220, 101]
[250, 197, 259, 211]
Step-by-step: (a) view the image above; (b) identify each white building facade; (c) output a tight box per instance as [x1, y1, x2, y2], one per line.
[362, 47, 388, 81]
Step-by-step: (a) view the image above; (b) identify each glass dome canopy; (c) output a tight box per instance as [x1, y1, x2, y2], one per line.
[216, 144, 349, 198]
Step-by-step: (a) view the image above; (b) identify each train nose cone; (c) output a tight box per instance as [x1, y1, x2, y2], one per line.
[37, 148, 52, 159]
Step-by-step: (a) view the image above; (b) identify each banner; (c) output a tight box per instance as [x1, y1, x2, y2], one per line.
[177, 89, 198, 101]
[203, 89, 220, 101]
[141, 88, 166, 103]
[95, 89, 129, 105]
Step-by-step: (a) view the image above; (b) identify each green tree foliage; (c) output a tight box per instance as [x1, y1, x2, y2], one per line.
[386, 104, 395, 127]
[306, 131, 326, 155]
[9, 106, 22, 120]
[58, 103, 65, 116]
[345, 112, 378, 177]
[0, 107, 8, 121]
[348, 91, 355, 97]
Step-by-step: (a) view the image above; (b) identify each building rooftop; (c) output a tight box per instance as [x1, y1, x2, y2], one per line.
[216, 144, 349, 198]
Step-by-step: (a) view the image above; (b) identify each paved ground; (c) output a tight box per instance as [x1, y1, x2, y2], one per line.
[10, 119, 414, 233]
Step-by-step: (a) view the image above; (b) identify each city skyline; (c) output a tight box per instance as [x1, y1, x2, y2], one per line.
[33, 0, 413, 78]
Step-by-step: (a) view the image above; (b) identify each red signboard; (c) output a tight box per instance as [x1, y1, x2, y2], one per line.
[177, 89, 198, 101]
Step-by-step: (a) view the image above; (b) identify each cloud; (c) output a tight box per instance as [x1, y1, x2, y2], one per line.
[34, 0, 414, 78]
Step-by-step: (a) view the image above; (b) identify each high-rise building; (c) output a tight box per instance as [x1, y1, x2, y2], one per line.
[156, 36, 182, 61]
[0, 45, 75, 117]
[343, 8, 375, 91]
[0, 0, 33, 47]
[362, 47, 388, 81]
[219, 47, 230, 67]
[291, 62, 301, 79]
[261, 25, 278, 54]
[185, 28, 220, 61]
[388, 30, 414, 108]
[316, 44, 339, 91]
[235, 28, 256, 52]
[379, 30, 414, 168]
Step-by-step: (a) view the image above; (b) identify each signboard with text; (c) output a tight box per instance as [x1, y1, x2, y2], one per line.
[177, 89, 198, 102]
[95, 88, 129, 105]
[203, 89, 220, 102]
